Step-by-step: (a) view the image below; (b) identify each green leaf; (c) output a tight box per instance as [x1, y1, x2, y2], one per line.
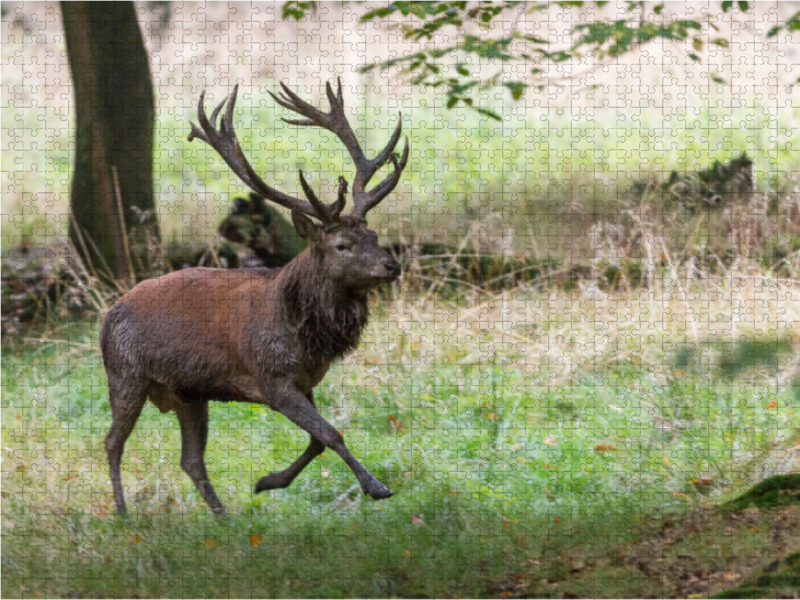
[737, 1, 748, 12]
[653, 4, 664, 15]
[767, 26, 781, 37]
[546, 50, 572, 63]
[281, 0, 317, 21]
[523, 34, 548, 44]
[476, 107, 502, 121]
[504, 81, 526, 101]
[722, 1, 733, 12]
[688, 53, 701, 63]
[711, 75, 727, 84]
[787, 11, 800, 32]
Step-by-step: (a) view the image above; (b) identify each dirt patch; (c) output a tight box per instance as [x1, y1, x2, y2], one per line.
[492, 503, 800, 598]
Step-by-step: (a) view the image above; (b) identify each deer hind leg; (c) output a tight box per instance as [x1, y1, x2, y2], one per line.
[256, 392, 325, 492]
[175, 400, 226, 515]
[105, 376, 148, 515]
[273, 389, 392, 500]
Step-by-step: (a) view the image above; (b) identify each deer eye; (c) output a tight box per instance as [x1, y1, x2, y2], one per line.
[335, 243, 350, 252]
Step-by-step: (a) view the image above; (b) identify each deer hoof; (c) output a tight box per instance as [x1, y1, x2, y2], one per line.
[255, 472, 288, 493]
[367, 485, 393, 500]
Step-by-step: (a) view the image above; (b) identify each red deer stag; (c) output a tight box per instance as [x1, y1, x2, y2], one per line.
[101, 80, 408, 514]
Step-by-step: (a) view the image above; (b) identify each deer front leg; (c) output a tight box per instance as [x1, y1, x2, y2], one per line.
[270, 388, 392, 500]
[256, 392, 325, 492]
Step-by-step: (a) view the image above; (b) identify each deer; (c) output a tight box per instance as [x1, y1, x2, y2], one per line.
[100, 79, 408, 515]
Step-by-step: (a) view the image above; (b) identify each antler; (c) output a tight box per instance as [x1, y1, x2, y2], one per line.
[188, 85, 345, 226]
[269, 78, 410, 221]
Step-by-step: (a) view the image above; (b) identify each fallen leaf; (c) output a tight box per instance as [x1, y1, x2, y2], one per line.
[517, 457, 529, 464]
[403, 549, 413, 558]
[486, 412, 496, 420]
[250, 535, 262, 547]
[595, 444, 617, 452]
[553, 516, 560, 524]
[411, 515, 426, 528]
[129, 536, 142, 544]
[544, 435, 557, 447]
[767, 399, 778, 410]
[692, 478, 714, 488]
[203, 539, 218, 547]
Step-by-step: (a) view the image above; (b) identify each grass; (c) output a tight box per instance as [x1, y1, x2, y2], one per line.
[3, 269, 800, 597]
[4, 5, 800, 596]
[5, 84, 800, 249]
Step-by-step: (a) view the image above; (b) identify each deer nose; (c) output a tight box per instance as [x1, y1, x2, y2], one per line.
[384, 259, 401, 277]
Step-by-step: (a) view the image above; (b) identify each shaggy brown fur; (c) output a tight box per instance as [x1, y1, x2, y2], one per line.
[101, 218, 400, 515]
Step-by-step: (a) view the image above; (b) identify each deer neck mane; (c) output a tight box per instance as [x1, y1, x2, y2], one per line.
[279, 250, 368, 364]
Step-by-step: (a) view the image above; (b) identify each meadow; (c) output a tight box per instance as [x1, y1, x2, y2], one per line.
[3, 265, 800, 597]
[4, 3, 800, 597]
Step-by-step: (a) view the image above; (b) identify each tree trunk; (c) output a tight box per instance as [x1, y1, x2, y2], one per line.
[62, 1, 158, 283]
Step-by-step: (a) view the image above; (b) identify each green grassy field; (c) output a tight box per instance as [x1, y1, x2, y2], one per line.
[3, 274, 800, 598]
[4, 5, 800, 597]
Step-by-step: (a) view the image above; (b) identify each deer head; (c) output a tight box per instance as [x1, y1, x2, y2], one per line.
[188, 79, 408, 287]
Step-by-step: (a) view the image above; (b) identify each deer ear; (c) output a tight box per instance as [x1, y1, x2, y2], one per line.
[291, 210, 321, 243]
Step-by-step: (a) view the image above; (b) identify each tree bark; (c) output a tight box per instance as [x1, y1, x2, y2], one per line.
[62, 1, 158, 283]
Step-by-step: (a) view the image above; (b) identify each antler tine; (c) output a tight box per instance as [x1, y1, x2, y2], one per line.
[370, 115, 403, 174]
[298, 170, 331, 219]
[280, 81, 330, 123]
[336, 77, 344, 110]
[298, 170, 349, 229]
[351, 136, 410, 219]
[188, 85, 329, 223]
[268, 83, 329, 129]
[325, 79, 345, 117]
[263, 79, 410, 223]
[221, 84, 238, 133]
[332, 176, 347, 221]
[188, 91, 212, 145]
[210, 95, 228, 130]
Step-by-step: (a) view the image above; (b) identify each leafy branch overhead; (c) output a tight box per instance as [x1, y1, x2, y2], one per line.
[283, 1, 800, 119]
